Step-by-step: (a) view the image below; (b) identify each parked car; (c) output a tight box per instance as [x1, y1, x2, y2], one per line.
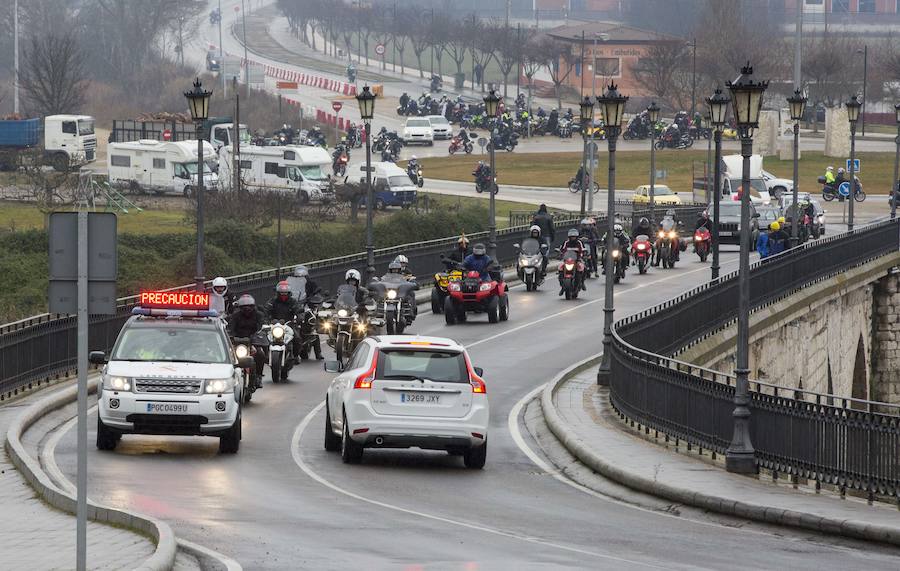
[710, 200, 759, 246]
[633, 184, 682, 205]
[425, 115, 452, 140]
[761, 169, 793, 201]
[402, 118, 434, 146]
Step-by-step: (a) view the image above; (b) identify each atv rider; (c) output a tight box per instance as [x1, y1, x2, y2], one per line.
[463, 243, 495, 280]
[227, 294, 267, 383]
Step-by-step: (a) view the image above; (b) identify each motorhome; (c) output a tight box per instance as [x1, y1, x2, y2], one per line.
[219, 145, 333, 203]
[107, 139, 218, 196]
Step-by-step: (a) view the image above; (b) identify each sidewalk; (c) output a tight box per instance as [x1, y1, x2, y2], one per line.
[0, 397, 158, 570]
[544, 363, 900, 546]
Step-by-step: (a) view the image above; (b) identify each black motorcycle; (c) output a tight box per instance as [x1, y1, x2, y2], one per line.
[369, 275, 418, 335]
[296, 295, 324, 360]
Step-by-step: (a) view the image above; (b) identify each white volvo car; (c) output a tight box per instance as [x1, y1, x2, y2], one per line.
[323, 336, 489, 468]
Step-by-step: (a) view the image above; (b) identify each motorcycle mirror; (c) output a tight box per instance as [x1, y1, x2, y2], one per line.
[324, 360, 342, 373]
[236, 356, 254, 369]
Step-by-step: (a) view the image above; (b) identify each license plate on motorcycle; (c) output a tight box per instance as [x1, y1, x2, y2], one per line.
[145, 402, 192, 414]
[400, 393, 440, 404]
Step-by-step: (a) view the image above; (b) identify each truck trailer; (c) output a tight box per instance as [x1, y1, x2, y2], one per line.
[110, 117, 249, 151]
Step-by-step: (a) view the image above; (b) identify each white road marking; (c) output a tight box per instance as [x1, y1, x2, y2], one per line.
[290, 401, 662, 566]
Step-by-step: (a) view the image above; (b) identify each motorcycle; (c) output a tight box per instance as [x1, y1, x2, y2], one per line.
[231, 337, 260, 403]
[262, 320, 295, 383]
[655, 128, 693, 149]
[488, 132, 519, 152]
[568, 177, 600, 194]
[448, 134, 474, 155]
[430, 74, 443, 92]
[443, 265, 509, 325]
[346, 127, 363, 149]
[655, 227, 680, 269]
[633, 235, 652, 274]
[601, 237, 627, 284]
[557, 249, 585, 300]
[369, 275, 418, 334]
[819, 176, 865, 203]
[296, 295, 324, 360]
[515, 237, 548, 292]
[332, 150, 349, 176]
[693, 227, 711, 262]
[557, 119, 574, 138]
[432, 257, 464, 313]
[318, 285, 381, 365]
[474, 169, 498, 195]
[407, 164, 424, 188]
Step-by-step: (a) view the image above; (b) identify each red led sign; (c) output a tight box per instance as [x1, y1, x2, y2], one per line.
[139, 291, 210, 310]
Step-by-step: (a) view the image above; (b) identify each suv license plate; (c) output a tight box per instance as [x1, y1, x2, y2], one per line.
[146, 403, 189, 414]
[401, 393, 440, 404]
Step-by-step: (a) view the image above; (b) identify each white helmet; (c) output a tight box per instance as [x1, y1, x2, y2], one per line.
[294, 265, 309, 278]
[529, 224, 541, 237]
[345, 269, 361, 284]
[394, 254, 409, 268]
[614, 223, 623, 232]
[212, 276, 227, 295]
[410, 155, 417, 160]
[827, 166, 834, 171]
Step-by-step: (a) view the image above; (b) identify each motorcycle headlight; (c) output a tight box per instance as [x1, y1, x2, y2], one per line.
[322, 321, 332, 331]
[355, 322, 368, 333]
[519, 257, 531, 266]
[234, 344, 249, 359]
[479, 283, 492, 291]
[337, 309, 349, 318]
[636, 243, 647, 250]
[694, 235, 701, 241]
[669, 231, 677, 239]
[658, 231, 665, 238]
[564, 263, 575, 271]
[612, 250, 620, 258]
[387, 290, 398, 300]
[273, 325, 286, 339]
[104, 376, 131, 392]
[205, 378, 236, 394]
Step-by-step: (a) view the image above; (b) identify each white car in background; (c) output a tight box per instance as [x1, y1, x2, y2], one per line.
[761, 169, 793, 201]
[425, 115, 452, 139]
[323, 335, 489, 468]
[402, 117, 434, 145]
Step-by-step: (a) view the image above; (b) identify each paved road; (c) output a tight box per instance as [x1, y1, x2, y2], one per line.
[51, 243, 900, 569]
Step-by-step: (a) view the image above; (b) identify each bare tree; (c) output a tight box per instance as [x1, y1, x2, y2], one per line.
[874, 34, 900, 100]
[491, 24, 526, 99]
[631, 42, 693, 111]
[803, 32, 861, 131]
[469, 20, 497, 91]
[391, 13, 412, 76]
[440, 15, 469, 77]
[542, 38, 577, 109]
[410, 26, 432, 79]
[521, 38, 546, 104]
[19, 31, 87, 116]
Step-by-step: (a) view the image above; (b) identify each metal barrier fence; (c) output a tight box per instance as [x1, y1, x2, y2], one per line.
[0, 218, 582, 399]
[610, 218, 900, 498]
[508, 202, 706, 228]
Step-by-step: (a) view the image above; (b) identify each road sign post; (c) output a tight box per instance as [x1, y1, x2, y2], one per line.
[48, 211, 117, 571]
[375, 43, 385, 70]
[332, 101, 343, 145]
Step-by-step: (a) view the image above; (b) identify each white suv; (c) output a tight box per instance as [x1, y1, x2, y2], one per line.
[402, 118, 434, 146]
[323, 335, 489, 468]
[91, 309, 249, 454]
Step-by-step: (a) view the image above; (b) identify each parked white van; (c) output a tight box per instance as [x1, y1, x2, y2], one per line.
[107, 139, 218, 196]
[219, 145, 333, 203]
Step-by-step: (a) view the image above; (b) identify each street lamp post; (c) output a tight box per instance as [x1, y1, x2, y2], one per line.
[647, 101, 660, 225]
[184, 78, 213, 292]
[356, 85, 377, 283]
[689, 38, 697, 118]
[725, 64, 768, 474]
[484, 89, 501, 259]
[579, 97, 594, 217]
[787, 89, 807, 248]
[596, 83, 628, 387]
[892, 103, 900, 220]
[707, 88, 730, 282]
[846, 94, 861, 232]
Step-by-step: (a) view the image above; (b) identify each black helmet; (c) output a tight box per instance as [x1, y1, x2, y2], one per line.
[472, 243, 486, 255]
[639, 217, 650, 227]
[237, 294, 255, 311]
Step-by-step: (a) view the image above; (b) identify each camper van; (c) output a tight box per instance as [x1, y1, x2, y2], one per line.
[720, 154, 771, 205]
[107, 140, 218, 196]
[219, 145, 333, 203]
[358, 162, 418, 209]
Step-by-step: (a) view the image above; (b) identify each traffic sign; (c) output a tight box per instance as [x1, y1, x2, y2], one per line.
[838, 181, 851, 197]
[332, 101, 343, 113]
[846, 158, 860, 173]
[375, 43, 385, 56]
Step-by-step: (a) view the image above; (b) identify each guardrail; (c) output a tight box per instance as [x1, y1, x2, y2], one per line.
[508, 202, 706, 228]
[610, 218, 900, 499]
[0, 217, 583, 399]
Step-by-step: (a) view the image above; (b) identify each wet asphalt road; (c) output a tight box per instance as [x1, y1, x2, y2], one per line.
[52, 245, 900, 570]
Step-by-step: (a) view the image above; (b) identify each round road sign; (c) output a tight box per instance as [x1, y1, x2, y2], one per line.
[375, 43, 385, 56]
[332, 101, 343, 113]
[838, 181, 850, 197]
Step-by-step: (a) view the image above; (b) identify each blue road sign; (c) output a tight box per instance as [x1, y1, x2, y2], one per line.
[846, 158, 860, 173]
[838, 181, 851, 197]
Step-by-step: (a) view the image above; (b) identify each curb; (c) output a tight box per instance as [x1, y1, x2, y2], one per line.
[540, 353, 900, 548]
[4, 380, 177, 571]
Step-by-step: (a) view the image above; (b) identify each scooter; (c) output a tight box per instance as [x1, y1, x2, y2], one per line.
[515, 239, 548, 292]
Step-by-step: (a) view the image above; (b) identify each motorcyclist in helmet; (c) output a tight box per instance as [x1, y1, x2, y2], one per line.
[343, 269, 371, 305]
[695, 210, 713, 231]
[526, 224, 549, 274]
[286, 264, 321, 305]
[448, 234, 471, 263]
[227, 294, 266, 382]
[265, 281, 302, 363]
[633, 216, 652, 238]
[210, 276, 234, 316]
[406, 155, 420, 183]
[463, 243, 495, 280]
[559, 228, 587, 294]
[580, 218, 601, 277]
[399, 92, 410, 110]
[531, 204, 555, 249]
[600, 223, 631, 270]
[824, 165, 835, 187]
[392, 254, 414, 280]
[655, 209, 682, 265]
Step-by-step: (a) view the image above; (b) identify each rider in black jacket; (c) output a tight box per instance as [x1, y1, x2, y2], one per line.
[227, 294, 267, 380]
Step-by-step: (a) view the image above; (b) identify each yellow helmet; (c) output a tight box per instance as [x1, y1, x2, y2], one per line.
[778, 216, 786, 224]
[770, 221, 781, 231]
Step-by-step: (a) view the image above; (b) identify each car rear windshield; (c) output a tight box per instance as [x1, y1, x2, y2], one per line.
[111, 325, 229, 364]
[407, 119, 431, 127]
[377, 349, 468, 383]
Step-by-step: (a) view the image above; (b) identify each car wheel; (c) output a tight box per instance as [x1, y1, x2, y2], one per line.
[464, 441, 487, 469]
[376, 198, 387, 211]
[487, 297, 500, 323]
[96, 417, 119, 451]
[444, 297, 457, 325]
[341, 411, 364, 464]
[297, 190, 310, 205]
[324, 402, 341, 452]
[218, 412, 241, 454]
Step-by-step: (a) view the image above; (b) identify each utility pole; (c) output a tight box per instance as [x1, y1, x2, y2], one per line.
[220, 0, 226, 98]
[242, 0, 250, 102]
[13, 0, 19, 115]
[232, 77, 241, 196]
[793, 0, 802, 90]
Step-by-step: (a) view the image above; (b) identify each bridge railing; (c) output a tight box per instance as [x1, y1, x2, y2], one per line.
[0, 216, 586, 399]
[610, 218, 900, 499]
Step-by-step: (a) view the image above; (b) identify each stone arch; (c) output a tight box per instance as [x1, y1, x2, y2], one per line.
[851, 334, 868, 409]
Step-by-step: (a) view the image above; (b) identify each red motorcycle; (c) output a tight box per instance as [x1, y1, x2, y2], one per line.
[693, 227, 711, 262]
[449, 135, 473, 155]
[557, 249, 586, 300]
[332, 151, 349, 176]
[444, 269, 509, 325]
[633, 235, 652, 274]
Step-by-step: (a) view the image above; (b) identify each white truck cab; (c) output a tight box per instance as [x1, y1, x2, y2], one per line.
[720, 154, 771, 205]
[219, 144, 334, 203]
[91, 293, 249, 453]
[44, 114, 97, 168]
[107, 139, 219, 196]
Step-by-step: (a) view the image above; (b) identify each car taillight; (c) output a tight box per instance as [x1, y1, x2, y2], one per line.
[354, 352, 378, 389]
[465, 355, 487, 394]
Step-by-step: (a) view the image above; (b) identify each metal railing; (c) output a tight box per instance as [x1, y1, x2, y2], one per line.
[610, 218, 900, 498]
[508, 202, 706, 228]
[0, 218, 582, 399]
